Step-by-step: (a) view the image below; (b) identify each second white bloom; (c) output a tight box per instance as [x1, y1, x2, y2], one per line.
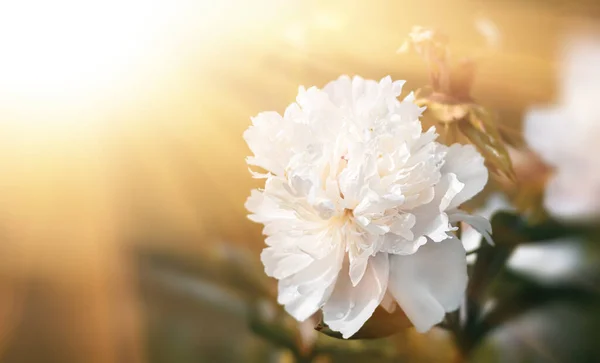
[245, 76, 490, 338]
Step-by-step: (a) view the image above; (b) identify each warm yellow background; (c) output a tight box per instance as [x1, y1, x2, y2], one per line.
[0, 0, 595, 361]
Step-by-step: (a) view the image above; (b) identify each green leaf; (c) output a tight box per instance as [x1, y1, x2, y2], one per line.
[463, 212, 600, 359]
[467, 212, 525, 301]
[468, 274, 600, 363]
[489, 212, 586, 246]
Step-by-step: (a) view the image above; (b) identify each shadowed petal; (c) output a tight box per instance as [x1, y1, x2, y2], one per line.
[323, 253, 389, 338]
[449, 210, 493, 245]
[388, 237, 467, 332]
[442, 144, 488, 209]
[410, 173, 463, 243]
[277, 242, 344, 321]
[261, 247, 313, 280]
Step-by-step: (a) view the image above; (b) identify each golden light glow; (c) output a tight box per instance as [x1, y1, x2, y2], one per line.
[0, 1, 185, 104]
[0, 0, 579, 361]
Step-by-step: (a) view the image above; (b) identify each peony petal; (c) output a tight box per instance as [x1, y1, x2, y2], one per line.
[441, 144, 488, 209]
[378, 213, 419, 255]
[245, 189, 294, 223]
[261, 247, 313, 279]
[277, 243, 344, 321]
[279, 282, 335, 322]
[409, 173, 462, 243]
[438, 174, 464, 211]
[293, 242, 344, 295]
[348, 252, 369, 287]
[380, 290, 397, 313]
[323, 253, 389, 338]
[419, 214, 451, 242]
[380, 233, 424, 255]
[323, 75, 353, 107]
[388, 237, 468, 332]
[448, 210, 493, 245]
[243, 111, 289, 176]
[389, 213, 416, 240]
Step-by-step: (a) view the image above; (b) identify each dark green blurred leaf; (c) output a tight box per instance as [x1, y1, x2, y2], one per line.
[469, 286, 600, 363]
[467, 212, 524, 302]
[463, 212, 600, 360]
[489, 212, 587, 246]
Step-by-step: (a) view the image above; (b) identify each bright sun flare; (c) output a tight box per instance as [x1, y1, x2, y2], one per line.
[0, 0, 180, 105]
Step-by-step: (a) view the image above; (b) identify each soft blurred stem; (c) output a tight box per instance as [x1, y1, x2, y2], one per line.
[445, 305, 479, 362]
[248, 311, 309, 362]
[444, 309, 469, 362]
[447, 212, 552, 359]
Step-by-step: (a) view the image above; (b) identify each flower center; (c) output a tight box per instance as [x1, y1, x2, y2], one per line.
[329, 208, 354, 229]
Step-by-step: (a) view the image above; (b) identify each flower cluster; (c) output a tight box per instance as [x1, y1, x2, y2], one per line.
[245, 76, 490, 338]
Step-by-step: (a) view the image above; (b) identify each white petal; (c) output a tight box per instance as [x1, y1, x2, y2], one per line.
[245, 189, 295, 224]
[278, 243, 344, 321]
[441, 144, 488, 209]
[248, 167, 271, 179]
[380, 233, 425, 255]
[293, 243, 344, 295]
[323, 253, 389, 338]
[379, 213, 419, 255]
[392, 79, 407, 96]
[421, 214, 451, 242]
[323, 75, 353, 107]
[380, 290, 397, 313]
[389, 213, 416, 240]
[261, 247, 313, 279]
[438, 173, 464, 211]
[448, 210, 494, 245]
[279, 282, 334, 322]
[409, 174, 461, 243]
[388, 237, 468, 332]
[348, 252, 369, 287]
[244, 111, 289, 176]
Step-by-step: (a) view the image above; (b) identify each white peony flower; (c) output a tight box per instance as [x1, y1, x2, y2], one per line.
[525, 33, 600, 222]
[244, 76, 490, 338]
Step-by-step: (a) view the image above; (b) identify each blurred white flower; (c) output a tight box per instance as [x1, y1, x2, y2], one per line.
[244, 76, 490, 338]
[508, 239, 582, 284]
[525, 33, 600, 221]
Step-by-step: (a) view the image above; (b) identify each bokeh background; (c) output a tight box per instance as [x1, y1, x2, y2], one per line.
[1, 1, 600, 362]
